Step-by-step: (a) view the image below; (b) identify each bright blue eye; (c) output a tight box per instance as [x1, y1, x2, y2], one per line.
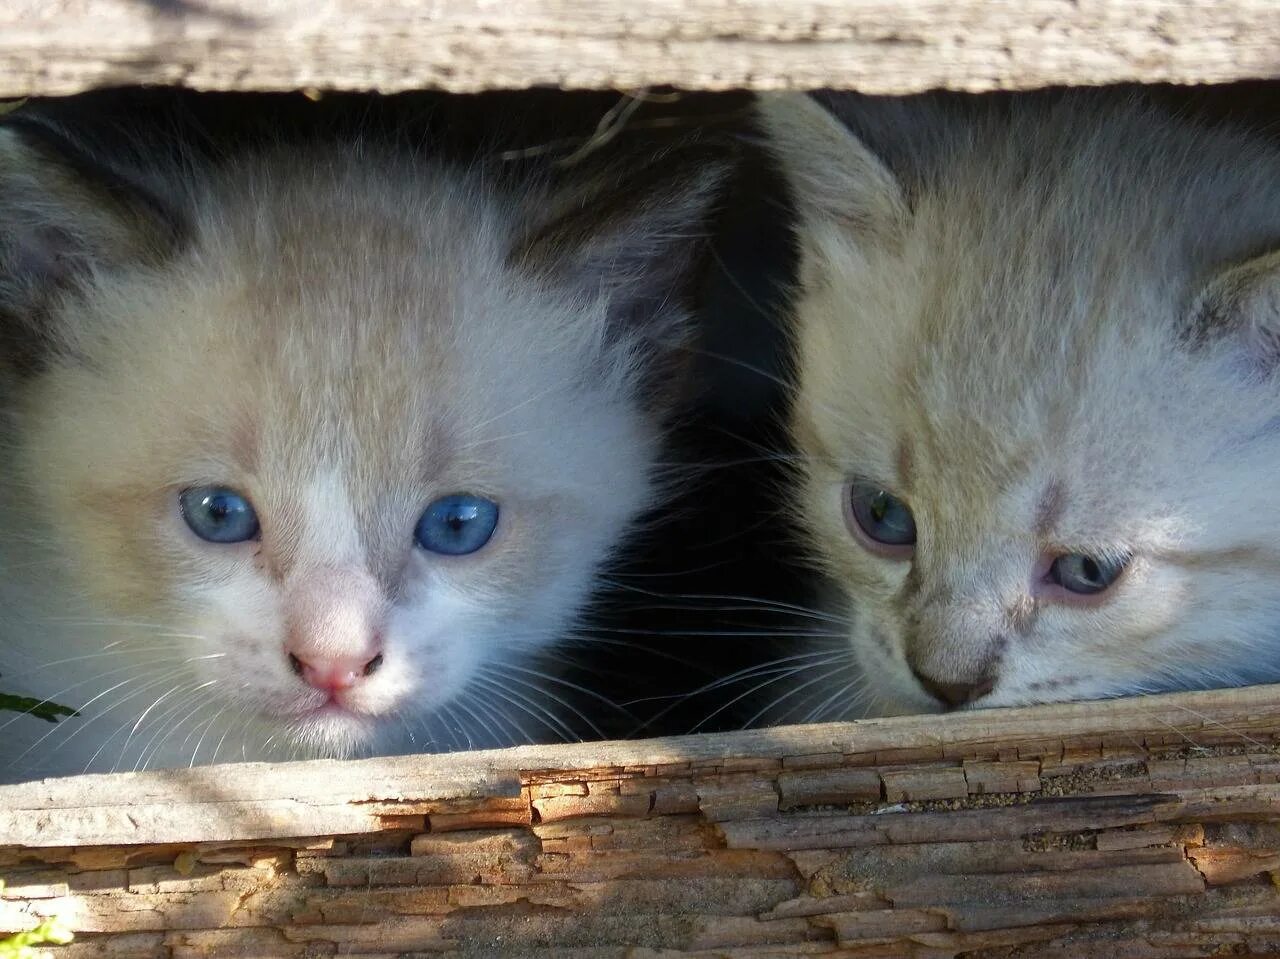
[414, 495, 499, 556]
[180, 487, 260, 544]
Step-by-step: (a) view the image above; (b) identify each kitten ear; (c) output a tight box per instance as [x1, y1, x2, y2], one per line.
[514, 147, 730, 406]
[755, 92, 907, 235]
[1186, 248, 1280, 374]
[0, 117, 185, 373]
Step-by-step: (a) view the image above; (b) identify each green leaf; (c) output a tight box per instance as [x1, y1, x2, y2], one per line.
[0, 881, 75, 955]
[0, 692, 79, 724]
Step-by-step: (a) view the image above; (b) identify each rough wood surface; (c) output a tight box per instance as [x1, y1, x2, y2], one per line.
[4, 685, 1280, 955]
[2, 1, 1280, 99]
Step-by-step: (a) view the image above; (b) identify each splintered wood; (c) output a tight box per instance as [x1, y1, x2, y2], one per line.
[4, 685, 1280, 957]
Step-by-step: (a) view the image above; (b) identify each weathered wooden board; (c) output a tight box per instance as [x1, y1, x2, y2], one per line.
[3, 685, 1280, 956]
[2, 0, 1280, 99]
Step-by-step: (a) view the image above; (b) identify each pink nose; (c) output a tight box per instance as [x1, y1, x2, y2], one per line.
[288, 650, 384, 693]
[282, 567, 386, 696]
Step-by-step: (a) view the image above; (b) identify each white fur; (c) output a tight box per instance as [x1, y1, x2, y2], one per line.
[0, 135, 691, 780]
[761, 91, 1280, 716]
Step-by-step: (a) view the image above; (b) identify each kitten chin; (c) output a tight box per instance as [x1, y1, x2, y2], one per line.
[761, 89, 1280, 718]
[0, 99, 727, 781]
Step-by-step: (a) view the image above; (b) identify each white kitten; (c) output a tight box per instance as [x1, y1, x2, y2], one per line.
[0, 106, 721, 779]
[761, 90, 1280, 716]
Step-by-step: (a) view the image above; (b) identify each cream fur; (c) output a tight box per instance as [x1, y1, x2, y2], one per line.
[0, 122, 710, 780]
[761, 90, 1280, 716]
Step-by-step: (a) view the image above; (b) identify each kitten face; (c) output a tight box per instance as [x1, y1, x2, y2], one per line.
[0, 118, 719, 777]
[763, 91, 1280, 716]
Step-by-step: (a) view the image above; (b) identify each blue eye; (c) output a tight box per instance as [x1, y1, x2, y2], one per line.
[847, 482, 916, 551]
[414, 494, 499, 556]
[180, 487, 260, 543]
[1048, 553, 1127, 595]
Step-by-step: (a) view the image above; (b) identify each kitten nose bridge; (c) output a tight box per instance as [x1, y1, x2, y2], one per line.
[284, 566, 386, 692]
[903, 610, 1006, 710]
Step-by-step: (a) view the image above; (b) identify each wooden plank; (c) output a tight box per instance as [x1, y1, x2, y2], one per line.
[4, 694, 1280, 953]
[880, 768, 969, 803]
[963, 760, 1042, 795]
[1, 1, 1279, 98]
[4, 684, 1280, 848]
[777, 768, 882, 809]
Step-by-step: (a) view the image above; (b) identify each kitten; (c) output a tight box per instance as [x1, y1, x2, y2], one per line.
[0, 100, 723, 780]
[760, 89, 1280, 716]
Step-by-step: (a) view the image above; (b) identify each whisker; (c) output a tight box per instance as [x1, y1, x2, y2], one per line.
[113, 680, 215, 772]
[689, 663, 836, 735]
[492, 661, 630, 713]
[440, 701, 478, 752]
[471, 674, 579, 743]
[630, 650, 849, 734]
[0, 659, 186, 733]
[0, 646, 200, 683]
[182, 694, 238, 767]
[479, 665, 612, 740]
[73, 675, 199, 773]
[796, 672, 862, 725]
[589, 584, 850, 626]
[582, 626, 847, 640]
[741, 667, 852, 730]
[134, 685, 220, 772]
[1143, 699, 1269, 751]
[470, 694, 539, 748]
[207, 700, 253, 766]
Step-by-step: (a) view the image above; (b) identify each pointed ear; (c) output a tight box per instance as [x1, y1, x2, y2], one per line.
[0, 117, 185, 374]
[1186, 248, 1280, 375]
[512, 146, 730, 407]
[754, 91, 907, 237]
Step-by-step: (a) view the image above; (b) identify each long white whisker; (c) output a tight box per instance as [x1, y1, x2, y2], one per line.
[135, 685, 220, 772]
[113, 680, 213, 772]
[472, 674, 578, 743]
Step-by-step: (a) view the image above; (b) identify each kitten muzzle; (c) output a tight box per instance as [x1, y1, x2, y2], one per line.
[910, 668, 995, 710]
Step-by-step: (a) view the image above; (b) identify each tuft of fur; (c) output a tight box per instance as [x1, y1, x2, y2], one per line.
[0, 105, 724, 780]
[760, 89, 1280, 716]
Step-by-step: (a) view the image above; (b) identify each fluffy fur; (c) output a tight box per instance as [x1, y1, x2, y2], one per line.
[761, 90, 1280, 716]
[0, 108, 720, 779]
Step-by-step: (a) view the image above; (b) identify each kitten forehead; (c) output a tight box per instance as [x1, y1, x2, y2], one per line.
[1032, 479, 1066, 538]
[73, 148, 622, 463]
[792, 94, 1280, 540]
[286, 469, 365, 576]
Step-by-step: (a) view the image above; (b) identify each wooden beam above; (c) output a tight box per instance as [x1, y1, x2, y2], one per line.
[3, 0, 1279, 99]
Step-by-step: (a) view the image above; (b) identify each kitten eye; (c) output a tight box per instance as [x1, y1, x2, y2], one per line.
[846, 482, 916, 554]
[1047, 553, 1127, 595]
[179, 487, 260, 543]
[414, 494, 499, 556]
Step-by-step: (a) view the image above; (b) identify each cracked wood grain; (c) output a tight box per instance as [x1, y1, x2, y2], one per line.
[2, 685, 1280, 954]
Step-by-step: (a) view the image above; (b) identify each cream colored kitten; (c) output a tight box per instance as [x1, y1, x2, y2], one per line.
[0, 106, 720, 779]
[761, 90, 1280, 716]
